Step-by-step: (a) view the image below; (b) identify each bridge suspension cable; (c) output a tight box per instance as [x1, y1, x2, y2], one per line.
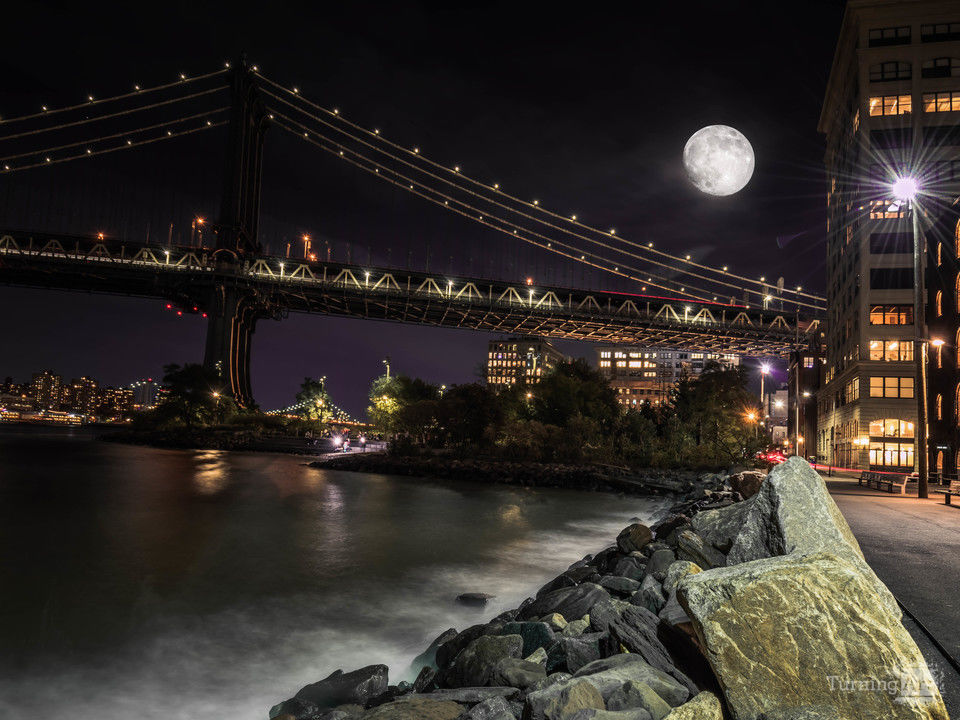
[270, 114, 716, 301]
[255, 73, 824, 310]
[0, 67, 229, 126]
[0, 85, 229, 143]
[0, 108, 229, 163]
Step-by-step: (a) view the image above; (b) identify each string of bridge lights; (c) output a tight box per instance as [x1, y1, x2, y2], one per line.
[263, 92, 728, 303]
[0, 67, 230, 127]
[0, 108, 228, 164]
[0, 85, 229, 143]
[1, 120, 226, 173]
[270, 114, 716, 302]
[265, 398, 356, 423]
[255, 71, 824, 310]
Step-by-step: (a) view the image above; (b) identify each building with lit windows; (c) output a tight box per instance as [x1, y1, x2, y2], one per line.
[65, 376, 100, 416]
[129, 378, 160, 410]
[788, 340, 825, 459]
[817, 0, 960, 470]
[486, 336, 565, 387]
[595, 347, 738, 409]
[30, 370, 63, 410]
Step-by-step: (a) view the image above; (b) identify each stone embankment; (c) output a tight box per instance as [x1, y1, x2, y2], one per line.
[311, 454, 714, 495]
[270, 458, 949, 720]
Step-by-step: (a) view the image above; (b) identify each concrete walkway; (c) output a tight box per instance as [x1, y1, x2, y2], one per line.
[826, 477, 960, 714]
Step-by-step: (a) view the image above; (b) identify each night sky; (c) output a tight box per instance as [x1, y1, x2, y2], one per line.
[0, 1, 844, 416]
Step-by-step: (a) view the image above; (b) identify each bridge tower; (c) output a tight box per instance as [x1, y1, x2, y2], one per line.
[202, 59, 270, 407]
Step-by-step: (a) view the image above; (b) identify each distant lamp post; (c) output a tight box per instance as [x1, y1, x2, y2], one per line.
[891, 174, 928, 498]
[759, 363, 771, 418]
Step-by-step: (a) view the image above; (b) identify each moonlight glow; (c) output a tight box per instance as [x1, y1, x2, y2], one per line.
[683, 125, 755, 196]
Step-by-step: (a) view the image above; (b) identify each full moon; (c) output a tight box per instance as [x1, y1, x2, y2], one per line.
[683, 125, 755, 196]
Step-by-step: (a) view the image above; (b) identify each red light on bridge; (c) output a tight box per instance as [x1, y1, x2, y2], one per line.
[165, 303, 172, 309]
[525, 277, 533, 285]
[176, 311, 183, 316]
[202, 312, 208, 318]
[308, 253, 317, 261]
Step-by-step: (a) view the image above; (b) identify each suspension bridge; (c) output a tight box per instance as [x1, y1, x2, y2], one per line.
[0, 60, 825, 406]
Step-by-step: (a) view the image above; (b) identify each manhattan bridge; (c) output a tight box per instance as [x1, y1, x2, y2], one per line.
[0, 61, 825, 406]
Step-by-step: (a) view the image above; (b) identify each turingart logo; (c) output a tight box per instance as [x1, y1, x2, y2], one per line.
[826, 662, 943, 705]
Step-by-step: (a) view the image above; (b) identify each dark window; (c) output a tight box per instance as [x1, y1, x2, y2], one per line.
[871, 128, 912, 149]
[870, 267, 914, 289]
[921, 57, 960, 78]
[870, 61, 912, 81]
[870, 233, 914, 254]
[921, 22, 960, 42]
[869, 26, 912, 46]
[923, 125, 960, 146]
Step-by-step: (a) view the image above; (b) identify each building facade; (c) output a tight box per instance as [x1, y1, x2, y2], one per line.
[30, 370, 63, 410]
[595, 347, 739, 410]
[486, 336, 565, 387]
[925, 200, 960, 481]
[817, 0, 960, 471]
[788, 342, 825, 460]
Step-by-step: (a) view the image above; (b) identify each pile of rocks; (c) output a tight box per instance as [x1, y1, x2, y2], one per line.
[269, 458, 948, 720]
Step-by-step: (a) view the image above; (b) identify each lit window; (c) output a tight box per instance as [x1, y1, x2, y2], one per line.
[868, 94, 912, 116]
[868, 199, 906, 219]
[922, 91, 960, 113]
[937, 290, 944, 317]
[937, 394, 943, 420]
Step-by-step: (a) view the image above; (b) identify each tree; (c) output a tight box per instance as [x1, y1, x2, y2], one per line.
[530, 360, 621, 432]
[156, 363, 230, 428]
[295, 377, 334, 422]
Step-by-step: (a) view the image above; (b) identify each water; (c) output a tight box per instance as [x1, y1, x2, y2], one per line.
[0, 426, 668, 720]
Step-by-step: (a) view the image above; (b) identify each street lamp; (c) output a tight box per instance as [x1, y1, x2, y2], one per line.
[891, 175, 928, 498]
[759, 363, 771, 418]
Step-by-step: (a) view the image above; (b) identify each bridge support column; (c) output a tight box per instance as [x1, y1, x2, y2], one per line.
[203, 285, 258, 408]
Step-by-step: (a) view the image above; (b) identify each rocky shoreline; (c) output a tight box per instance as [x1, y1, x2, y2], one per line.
[311, 454, 721, 496]
[268, 458, 948, 720]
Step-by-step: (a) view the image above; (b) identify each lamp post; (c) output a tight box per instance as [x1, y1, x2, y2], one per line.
[759, 362, 770, 427]
[892, 176, 928, 498]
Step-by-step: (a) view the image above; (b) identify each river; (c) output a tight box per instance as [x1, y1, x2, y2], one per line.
[0, 426, 669, 720]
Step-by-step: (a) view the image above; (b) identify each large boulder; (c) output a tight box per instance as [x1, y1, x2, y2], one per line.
[293, 665, 388, 708]
[436, 623, 499, 670]
[678, 551, 948, 719]
[644, 550, 675, 582]
[630, 576, 666, 614]
[606, 680, 672, 719]
[572, 655, 690, 707]
[518, 583, 613, 622]
[661, 562, 700, 597]
[410, 628, 458, 675]
[409, 687, 521, 704]
[728, 471, 764, 499]
[523, 678, 606, 720]
[599, 576, 641, 597]
[445, 634, 523, 688]
[465, 696, 518, 720]
[490, 657, 547, 689]
[362, 697, 463, 719]
[674, 531, 724, 570]
[545, 633, 604, 674]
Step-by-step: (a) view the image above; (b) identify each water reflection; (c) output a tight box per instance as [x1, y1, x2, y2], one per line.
[192, 450, 229, 495]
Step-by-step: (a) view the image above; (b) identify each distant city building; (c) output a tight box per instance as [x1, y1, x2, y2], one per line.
[30, 370, 63, 410]
[486, 336, 565, 387]
[129, 378, 160, 410]
[789, 340, 825, 460]
[817, 0, 960, 470]
[66, 376, 100, 416]
[595, 347, 739, 409]
[99, 387, 134, 416]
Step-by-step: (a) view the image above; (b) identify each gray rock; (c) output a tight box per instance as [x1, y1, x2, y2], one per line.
[465, 696, 518, 720]
[599, 576, 641, 597]
[606, 681, 671, 720]
[293, 665, 388, 709]
[573, 654, 690, 707]
[629, 576, 665, 614]
[517, 583, 613, 622]
[729, 470, 765, 499]
[675, 530, 724, 569]
[644, 550, 675, 582]
[499, 621, 556, 657]
[458, 592, 496, 607]
[523, 678, 605, 720]
[616, 523, 654, 553]
[656, 593, 691, 630]
[541, 613, 568, 631]
[612, 557, 646, 581]
[412, 666, 436, 693]
[659, 691, 723, 719]
[566, 711, 652, 720]
[527, 671, 572, 694]
[409, 628, 457, 675]
[562, 618, 590, 637]
[490, 657, 547, 689]
[269, 697, 320, 719]
[545, 632, 603, 674]
[362, 697, 462, 719]
[445, 634, 523, 688]
[397, 687, 521, 704]
[537, 567, 602, 598]
[661, 562, 700, 597]
[589, 602, 696, 697]
[436, 623, 500, 670]
[641, 541, 670, 558]
[525, 646, 548, 665]
[757, 709, 845, 720]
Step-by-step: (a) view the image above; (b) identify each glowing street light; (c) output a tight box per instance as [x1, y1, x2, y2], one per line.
[759, 363, 771, 417]
[891, 175, 919, 202]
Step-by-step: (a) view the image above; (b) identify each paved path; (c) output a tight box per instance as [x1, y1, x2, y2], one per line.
[826, 477, 960, 713]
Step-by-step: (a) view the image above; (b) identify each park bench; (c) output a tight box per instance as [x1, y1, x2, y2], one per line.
[858, 470, 910, 494]
[934, 479, 960, 506]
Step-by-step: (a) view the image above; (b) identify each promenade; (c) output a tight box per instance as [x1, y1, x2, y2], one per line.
[826, 476, 960, 714]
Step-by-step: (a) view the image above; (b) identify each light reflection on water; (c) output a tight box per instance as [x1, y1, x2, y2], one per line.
[0, 427, 669, 720]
